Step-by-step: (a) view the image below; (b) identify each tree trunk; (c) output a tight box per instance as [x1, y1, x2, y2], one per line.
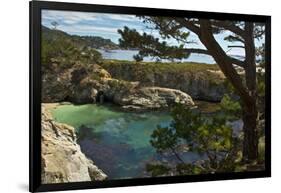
[242, 22, 258, 162]
[198, 20, 259, 162]
[242, 102, 258, 162]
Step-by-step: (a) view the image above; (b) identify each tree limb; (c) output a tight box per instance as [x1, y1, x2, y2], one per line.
[182, 48, 210, 55]
[224, 35, 245, 43]
[211, 20, 245, 37]
[174, 18, 200, 35]
[198, 19, 252, 104]
[228, 45, 245, 48]
[229, 57, 245, 67]
[183, 48, 245, 67]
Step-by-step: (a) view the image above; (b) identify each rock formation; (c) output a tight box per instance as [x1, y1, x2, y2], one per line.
[41, 105, 107, 183]
[42, 63, 195, 110]
[113, 86, 195, 111]
[100, 62, 226, 102]
[42, 64, 110, 103]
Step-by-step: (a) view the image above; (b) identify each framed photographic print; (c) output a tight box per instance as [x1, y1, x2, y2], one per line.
[29, 0, 271, 192]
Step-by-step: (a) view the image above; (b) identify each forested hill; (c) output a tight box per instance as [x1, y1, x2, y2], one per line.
[42, 25, 119, 49]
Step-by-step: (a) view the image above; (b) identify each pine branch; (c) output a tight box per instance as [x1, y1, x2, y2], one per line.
[224, 35, 245, 43]
[174, 18, 200, 35]
[211, 20, 245, 37]
[182, 48, 209, 55]
[229, 57, 245, 67]
[184, 48, 245, 67]
[228, 45, 245, 48]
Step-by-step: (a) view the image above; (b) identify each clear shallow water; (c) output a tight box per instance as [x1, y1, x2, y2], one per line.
[97, 49, 216, 64]
[51, 104, 202, 179]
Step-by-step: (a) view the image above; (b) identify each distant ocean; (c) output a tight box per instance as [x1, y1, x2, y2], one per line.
[97, 49, 216, 64]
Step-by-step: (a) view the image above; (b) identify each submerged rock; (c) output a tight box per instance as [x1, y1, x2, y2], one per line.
[41, 105, 107, 183]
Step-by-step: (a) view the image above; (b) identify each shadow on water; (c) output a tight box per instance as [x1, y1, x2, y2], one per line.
[77, 124, 155, 179]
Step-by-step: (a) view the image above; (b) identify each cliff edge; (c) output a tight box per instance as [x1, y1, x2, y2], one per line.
[41, 104, 107, 183]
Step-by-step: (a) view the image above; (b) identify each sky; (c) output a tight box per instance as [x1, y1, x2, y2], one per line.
[41, 10, 265, 58]
[42, 10, 148, 43]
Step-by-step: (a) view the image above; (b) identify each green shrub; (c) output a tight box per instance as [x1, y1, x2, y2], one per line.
[146, 164, 171, 177]
[100, 60, 224, 86]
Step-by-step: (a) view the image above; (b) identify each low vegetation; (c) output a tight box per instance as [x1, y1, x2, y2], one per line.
[100, 59, 224, 85]
[101, 59, 220, 73]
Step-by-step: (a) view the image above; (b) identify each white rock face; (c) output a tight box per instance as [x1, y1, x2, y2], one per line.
[113, 86, 195, 111]
[41, 105, 107, 184]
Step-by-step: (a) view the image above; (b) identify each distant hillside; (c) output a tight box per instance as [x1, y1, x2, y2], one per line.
[42, 26, 103, 68]
[42, 26, 119, 49]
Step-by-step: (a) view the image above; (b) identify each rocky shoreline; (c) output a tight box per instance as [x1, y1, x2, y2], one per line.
[41, 104, 107, 183]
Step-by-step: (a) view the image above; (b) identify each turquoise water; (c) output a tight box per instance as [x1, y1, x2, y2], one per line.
[51, 104, 201, 179]
[52, 104, 172, 149]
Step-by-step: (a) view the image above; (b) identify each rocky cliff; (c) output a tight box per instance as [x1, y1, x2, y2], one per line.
[100, 61, 226, 102]
[41, 105, 107, 183]
[42, 63, 195, 111]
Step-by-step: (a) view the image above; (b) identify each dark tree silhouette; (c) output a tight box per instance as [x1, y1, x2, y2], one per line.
[118, 17, 265, 161]
[51, 21, 59, 30]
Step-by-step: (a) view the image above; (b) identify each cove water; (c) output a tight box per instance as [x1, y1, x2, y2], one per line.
[51, 104, 202, 179]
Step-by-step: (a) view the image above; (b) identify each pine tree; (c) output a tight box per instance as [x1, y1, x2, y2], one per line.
[118, 18, 265, 161]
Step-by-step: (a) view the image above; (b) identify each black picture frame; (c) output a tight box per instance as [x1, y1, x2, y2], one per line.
[29, 1, 271, 192]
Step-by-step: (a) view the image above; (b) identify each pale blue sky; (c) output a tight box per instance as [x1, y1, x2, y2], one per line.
[42, 10, 264, 58]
